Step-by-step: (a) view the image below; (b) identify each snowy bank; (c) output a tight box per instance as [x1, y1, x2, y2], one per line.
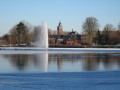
[0, 71, 120, 90]
[0, 48, 120, 54]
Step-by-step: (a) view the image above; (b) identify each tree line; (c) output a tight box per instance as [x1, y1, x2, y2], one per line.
[82, 17, 120, 46]
[1, 17, 120, 47]
[1, 21, 53, 46]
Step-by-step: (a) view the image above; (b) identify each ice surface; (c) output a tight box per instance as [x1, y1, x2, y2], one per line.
[0, 71, 120, 90]
[0, 48, 120, 89]
[0, 48, 120, 54]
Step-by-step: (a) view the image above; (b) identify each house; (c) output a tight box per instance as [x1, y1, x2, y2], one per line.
[64, 40, 74, 45]
[63, 34, 81, 45]
[49, 35, 56, 45]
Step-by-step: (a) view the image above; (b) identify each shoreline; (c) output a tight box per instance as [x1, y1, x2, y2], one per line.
[0, 47, 120, 50]
[0, 47, 120, 54]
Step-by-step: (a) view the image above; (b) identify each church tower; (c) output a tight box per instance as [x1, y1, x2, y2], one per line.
[118, 23, 120, 30]
[57, 21, 63, 35]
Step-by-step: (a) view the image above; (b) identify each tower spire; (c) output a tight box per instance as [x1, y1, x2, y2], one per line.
[59, 21, 62, 26]
[57, 21, 63, 35]
[118, 23, 120, 30]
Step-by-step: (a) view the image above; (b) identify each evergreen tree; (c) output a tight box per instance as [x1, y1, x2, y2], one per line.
[94, 29, 101, 45]
[16, 22, 29, 46]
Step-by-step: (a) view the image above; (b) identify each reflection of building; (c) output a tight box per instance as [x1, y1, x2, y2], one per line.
[57, 57, 63, 71]
[57, 21, 63, 35]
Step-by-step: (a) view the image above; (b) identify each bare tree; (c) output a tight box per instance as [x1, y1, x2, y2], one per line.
[103, 24, 116, 45]
[31, 26, 41, 42]
[82, 17, 99, 45]
[103, 24, 114, 31]
[9, 26, 18, 45]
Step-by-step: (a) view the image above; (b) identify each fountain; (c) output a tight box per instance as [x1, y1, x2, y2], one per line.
[35, 22, 48, 50]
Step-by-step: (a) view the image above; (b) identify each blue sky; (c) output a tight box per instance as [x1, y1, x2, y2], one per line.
[0, 0, 120, 36]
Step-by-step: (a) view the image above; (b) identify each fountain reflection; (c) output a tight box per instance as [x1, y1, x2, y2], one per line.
[34, 53, 48, 72]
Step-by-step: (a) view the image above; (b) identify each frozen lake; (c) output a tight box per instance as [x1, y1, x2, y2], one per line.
[0, 50, 120, 73]
[0, 49, 120, 89]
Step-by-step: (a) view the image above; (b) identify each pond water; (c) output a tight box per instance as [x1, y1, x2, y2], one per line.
[0, 52, 120, 73]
